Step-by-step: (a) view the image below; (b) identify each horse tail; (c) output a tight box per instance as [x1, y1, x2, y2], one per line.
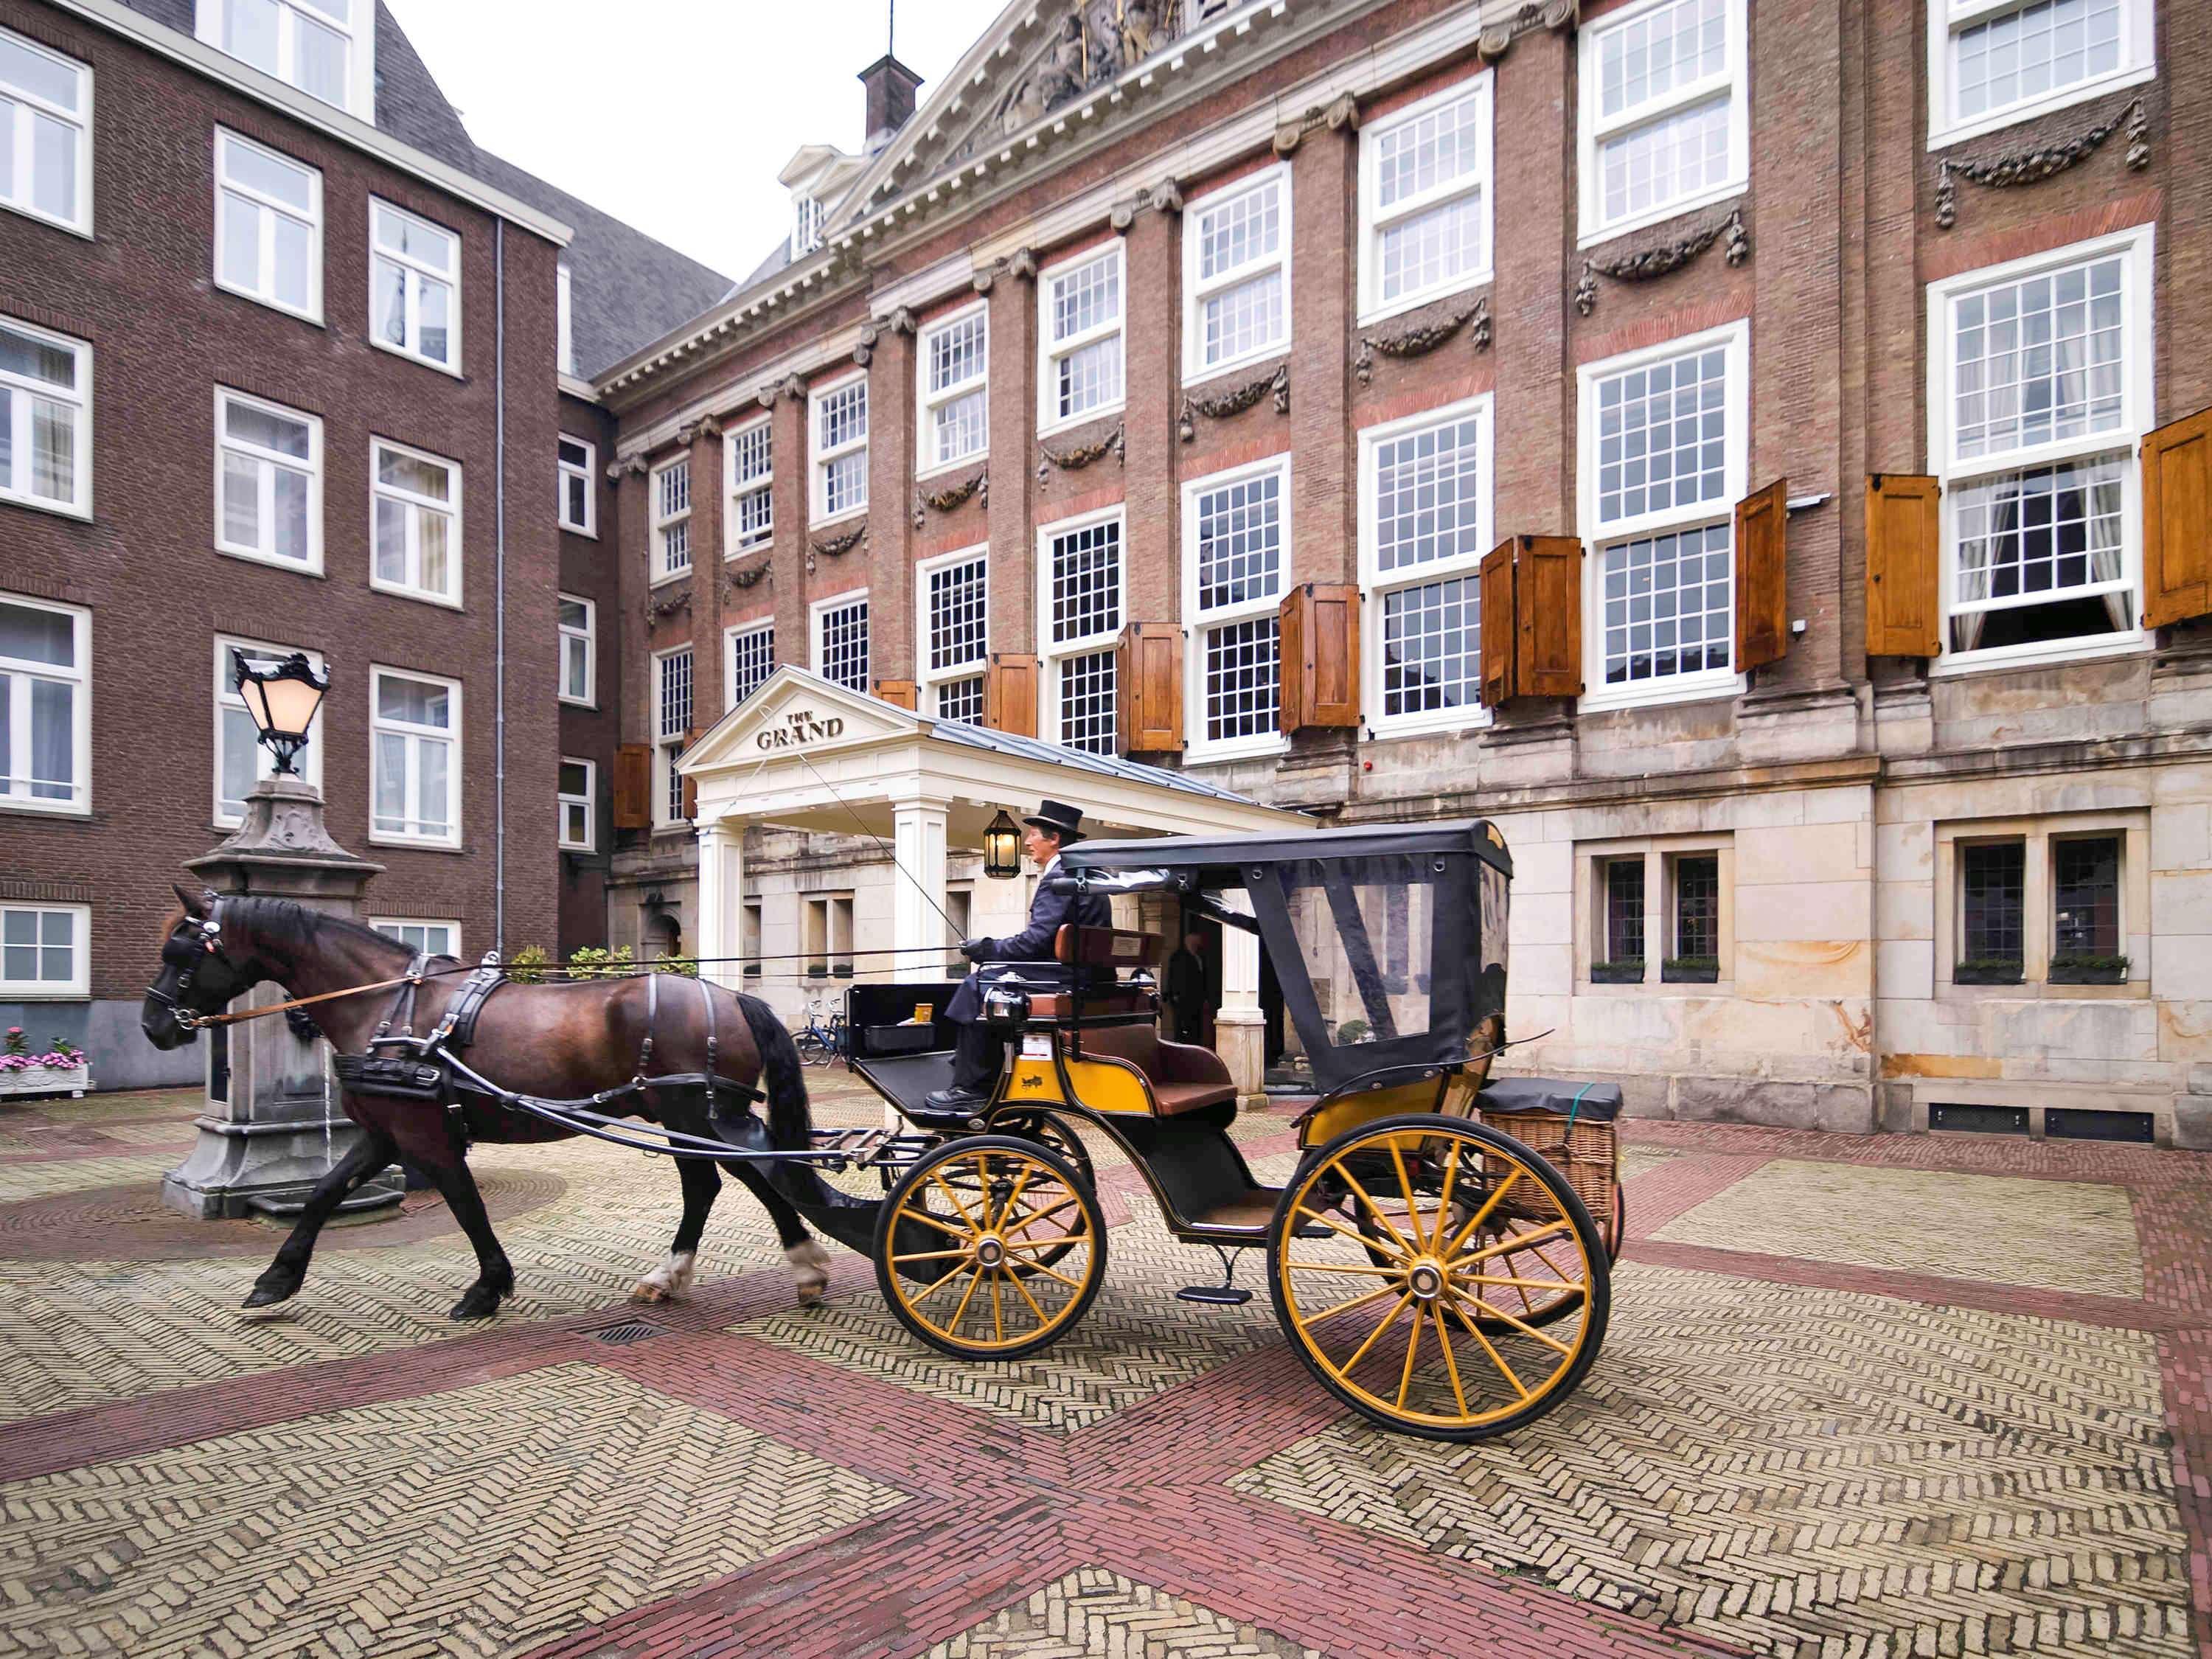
[737, 992, 812, 1152]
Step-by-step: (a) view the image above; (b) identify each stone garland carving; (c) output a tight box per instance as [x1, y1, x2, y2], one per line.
[643, 587, 692, 625]
[725, 559, 771, 594]
[1573, 207, 1749, 317]
[1935, 95, 2150, 229]
[1178, 363, 1289, 442]
[1036, 422, 1126, 481]
[807, 523, 866, 573]
[1354, 296, 1491, 386]
[911, 468, 988, 527]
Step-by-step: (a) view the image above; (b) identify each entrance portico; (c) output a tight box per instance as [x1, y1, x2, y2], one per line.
[678, 669, 1311, 1096]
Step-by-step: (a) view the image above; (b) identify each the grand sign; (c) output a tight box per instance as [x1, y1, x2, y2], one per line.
[755, 709, 846, 751]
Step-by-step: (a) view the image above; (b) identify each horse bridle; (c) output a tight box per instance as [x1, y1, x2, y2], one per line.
[145, 893, 231, 1031]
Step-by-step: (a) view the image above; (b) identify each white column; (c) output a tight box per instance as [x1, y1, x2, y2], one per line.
[695, 818, 745, 990]
[1217, 892, 1266, 1103]
[889, 796, 950, 977]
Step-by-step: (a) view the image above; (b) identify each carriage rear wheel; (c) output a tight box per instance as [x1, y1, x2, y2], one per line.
[1268, 1114, 1609, 1441]
[874, 1135, 1106, 1362]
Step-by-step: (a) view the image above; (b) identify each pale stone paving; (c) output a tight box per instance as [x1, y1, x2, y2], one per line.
[1650, 1158, 2145, 1297]
[925, 1566, 1321, 1658]
[0, 1364, 902, 1659]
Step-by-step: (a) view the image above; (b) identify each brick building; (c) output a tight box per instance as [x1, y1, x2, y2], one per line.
[0, 0, 724, 1085]
[577, 0, 2212, 1144]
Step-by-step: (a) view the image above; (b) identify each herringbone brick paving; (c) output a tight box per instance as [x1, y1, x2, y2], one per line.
[3, 1085, 2212, 1657]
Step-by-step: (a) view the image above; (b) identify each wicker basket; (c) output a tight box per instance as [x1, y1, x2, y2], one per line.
[1475, 1110, 1621, 1252]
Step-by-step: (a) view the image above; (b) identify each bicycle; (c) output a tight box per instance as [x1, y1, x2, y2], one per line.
[792, 998, 847, 1068]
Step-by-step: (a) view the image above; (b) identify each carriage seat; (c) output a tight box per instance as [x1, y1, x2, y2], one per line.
[1054, 923, 1161, 970]
[1071, 1022, 1238, 1116]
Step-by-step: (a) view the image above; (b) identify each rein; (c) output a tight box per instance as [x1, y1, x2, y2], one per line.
[170, 972, 425, 1031]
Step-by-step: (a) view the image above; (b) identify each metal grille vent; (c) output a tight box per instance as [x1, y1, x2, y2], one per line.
[591, 1321, 661, 1346]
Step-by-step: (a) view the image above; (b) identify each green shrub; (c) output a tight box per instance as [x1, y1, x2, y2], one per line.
[506, 945, 550, 984]
[566, 944, 635, 978]
[654, 953, 700, 978]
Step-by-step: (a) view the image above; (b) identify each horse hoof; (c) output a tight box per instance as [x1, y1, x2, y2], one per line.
[242, 1279, 297, 1310]
[786, 1239, 833, 1307]
[628, 1281, 670, 1304]
[449, 1276, 512, 1321]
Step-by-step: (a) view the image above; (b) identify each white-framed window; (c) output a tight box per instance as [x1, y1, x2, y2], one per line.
[557, 434, 595, 536]
[0, 902, 86, 996]
[557, 260, 574, 378]
[557, 757, 594, 852]
[810, 373, 869, 524]
[652, 454, 691, 580]
[1576, 319, 1749, 710]
[369, 666, 460, 846]
[1928, 0, 2154, 149]
[372, 917, 459, 959]
[918, 546, 988, 723]
[724, 619, 775, 711]
[0, 315, 89, 518]
[370, 439, 461, 607]
[918, 303, 989, 475]
[653, 645, 692, 827]
[1358, 74, 1492, 324]
[726, 418, 772, 552]
[215, 129, 320, 321]
[369, 198, 459, 372]
[213, 634, 323, 826]
[1038, 243, 1124, 434]
[1927, 226, 2153, 672]
[1037, 509, 1124, 755]
[214, 386, 320, 571]
[1577, 0, 1748, 246]
[557, 594, 594, 706]
[813, 591, 870, 695]
[0, 594, 88, 815]
[792, 193, 824, 259]
[1183, 456, 1290, 759]
[0, 26, 91, 235]
[197, 0, 374, 118]
[1359, 396, 1492, 734]
[1183, 164, 1290, 382]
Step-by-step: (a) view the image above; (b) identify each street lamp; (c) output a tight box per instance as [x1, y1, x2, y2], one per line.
[232, 650, 328, 776]
[983, 809, 1022, 879]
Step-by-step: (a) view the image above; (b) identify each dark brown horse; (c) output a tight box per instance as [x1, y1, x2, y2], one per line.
[140, 886, 832, 1320]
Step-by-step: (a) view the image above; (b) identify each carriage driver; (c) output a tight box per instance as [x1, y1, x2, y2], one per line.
[924, 799, 1113, 1111]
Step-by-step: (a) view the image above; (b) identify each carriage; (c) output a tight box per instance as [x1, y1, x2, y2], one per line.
[822, 818, 1624, 1441]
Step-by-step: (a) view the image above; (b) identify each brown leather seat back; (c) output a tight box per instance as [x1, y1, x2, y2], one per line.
[1054, 924, 1161, 968]
[1072, 1022, 1237, 1116]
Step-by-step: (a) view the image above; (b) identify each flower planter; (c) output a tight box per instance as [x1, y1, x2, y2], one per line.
[1590, 961, 1644, 985]
[1952, 960, 2024, 987]
[1663, 958, 1720, 984]
[0, 1065, 91, 1099]
[2048, 956, 2129, 985]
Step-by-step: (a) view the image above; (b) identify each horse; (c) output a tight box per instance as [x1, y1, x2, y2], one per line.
[140, 885, 835, 1321]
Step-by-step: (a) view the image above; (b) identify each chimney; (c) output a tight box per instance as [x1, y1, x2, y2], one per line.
[859, 54, 922, 152]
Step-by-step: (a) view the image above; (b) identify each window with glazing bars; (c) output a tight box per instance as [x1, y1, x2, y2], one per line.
[818, 599, 869, 693]
[726, 622, 773, 709]
[1960, 841, 2026, 966]
[1672, 853, 1718, 957]
[1602, 858, 1646, 967]
[1043, 248, 1123, 426]
[728, 421, 771, 549]
[922, 309, 987, 470]
[2051, 835, 2119, 956]
[928, 555, 988, 674]
[656, 647, 692, 823]
[1049, 520, 1121, 644]
[814, 379, 868, 520]
[1057, 651, 1116, 754]
[654, 457, 691, 577]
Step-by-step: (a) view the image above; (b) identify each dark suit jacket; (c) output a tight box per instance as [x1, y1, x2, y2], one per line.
[946, 860, 1113, 1023]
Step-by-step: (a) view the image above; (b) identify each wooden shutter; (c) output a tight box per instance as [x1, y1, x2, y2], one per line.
[1734, 476, 1790, 670]
[679, 728, 700, 821]
[872, 678, 917, 710]
[1278, 584, 1359, 732]
[612, 743, 652, 830]
[1865, 473, 1941, 657]
[1514, 535, 1582, 699]
[985, 653, 1038, 737]
[1115, 625, 1183, 753]
[1478, 539, 1517, 705]
[2143, 405, 2212, 628]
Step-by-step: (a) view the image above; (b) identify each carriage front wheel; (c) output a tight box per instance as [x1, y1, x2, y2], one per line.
[874, 1134, 1106, 1362]
[1267, 1113, 1610, 1441]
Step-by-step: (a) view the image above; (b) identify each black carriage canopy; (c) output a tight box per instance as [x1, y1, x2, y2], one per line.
[1056, 820, 1512, 1093]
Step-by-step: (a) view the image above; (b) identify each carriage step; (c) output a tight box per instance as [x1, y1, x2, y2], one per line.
[1175, 1285, 1254, 1306]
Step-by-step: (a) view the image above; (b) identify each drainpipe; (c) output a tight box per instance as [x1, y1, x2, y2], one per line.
[493, 218, 508, 953]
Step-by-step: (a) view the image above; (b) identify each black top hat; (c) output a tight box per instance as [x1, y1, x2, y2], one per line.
[1022, 799, 1086, 843]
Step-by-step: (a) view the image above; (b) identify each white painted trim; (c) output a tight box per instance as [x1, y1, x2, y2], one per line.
[915, 543, 991, 713]
[51, 0, 568, 242]
[1576, 0, 1750, 249]
[557, 433, 597, 538]
[212, 384, 321, 574]
[1181, 162, 1293, 386]
[1037, 240, 1127, 438]
[1035, 503, 1130, 755]
[651, 452, 694, 582]
[1182, 451, 1293, 762]
[212, 632, 324, 827]
[1357, 393, 1495, 737]
[915, 299, 990, 479]
[723, 414, 774, 556]
[650, 641, 697, 830]
[723, 616, 777, 712]
[1926, 0, 2156, 150]
[213, 126, 323, 325]
[809, 587, 873, 695]
[366, 437, 463, 610]
[0, 313, 92, 521]
[0, 593, 91, 819]
[0, 24, 94, 239]
[366, 664, 463, 850]
[1576, 318, 1751, 713]
[557, 591, 595, 709]
[0, 900, 91, 997]
[367, 195, 462, 377]
[1356, 69, 1494, 327]
[808, 369, 871, 526]
[557, 755, 596, 853]
[369, 917, 463, 959]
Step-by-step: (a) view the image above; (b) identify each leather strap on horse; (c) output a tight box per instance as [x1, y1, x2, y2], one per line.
[181, 968, 425, 1031]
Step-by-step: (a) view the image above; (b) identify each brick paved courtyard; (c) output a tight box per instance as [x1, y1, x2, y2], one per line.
[2, 1077, 2209, 1658]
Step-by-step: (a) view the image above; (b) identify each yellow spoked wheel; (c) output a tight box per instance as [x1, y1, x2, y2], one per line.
[873, 1134, 1106, 1361]
[1270, 1114, 1609, 1441]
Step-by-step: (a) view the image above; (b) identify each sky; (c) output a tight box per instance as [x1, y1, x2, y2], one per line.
[385, 0, 1012, 280]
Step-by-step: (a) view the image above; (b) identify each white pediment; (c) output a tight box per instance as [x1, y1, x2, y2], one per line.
[680, 667, 925, 776]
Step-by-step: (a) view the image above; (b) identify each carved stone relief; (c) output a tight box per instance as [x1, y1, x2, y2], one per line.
[1354, 295, 1491, 387]
[1935, 95, 2150, 229]
[1036, 422, 1126, 481]
[1573, 206, 1749, 317]
[1178, 362, 1289, 442]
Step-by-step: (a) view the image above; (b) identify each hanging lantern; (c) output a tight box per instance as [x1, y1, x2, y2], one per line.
[983, 809, 1022, 879]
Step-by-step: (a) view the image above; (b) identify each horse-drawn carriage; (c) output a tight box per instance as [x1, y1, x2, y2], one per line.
[834, 818, 1623, 1441]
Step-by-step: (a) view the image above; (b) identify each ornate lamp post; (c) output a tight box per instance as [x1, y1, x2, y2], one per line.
[162, 655, 399, 1220]
[982, 809, 1022, 879]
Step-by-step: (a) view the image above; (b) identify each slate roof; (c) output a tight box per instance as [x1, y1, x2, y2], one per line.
[109, 0, 733, 382]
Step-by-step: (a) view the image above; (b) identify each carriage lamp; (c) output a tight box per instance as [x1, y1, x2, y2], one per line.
[232, 650, 329, 776]
[983, 810, 1022, 879]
